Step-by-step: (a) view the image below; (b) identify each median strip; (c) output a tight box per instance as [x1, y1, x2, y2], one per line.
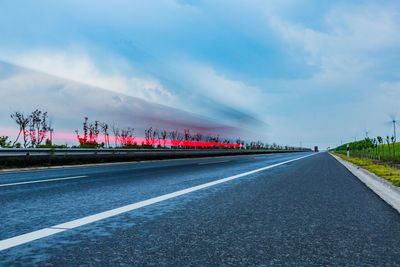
[0, 153, 315, 251]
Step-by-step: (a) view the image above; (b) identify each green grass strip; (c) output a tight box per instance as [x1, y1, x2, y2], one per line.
[332, 153, 400, 187]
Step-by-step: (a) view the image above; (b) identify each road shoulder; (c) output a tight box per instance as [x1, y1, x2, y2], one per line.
[330, 153, 400, 213]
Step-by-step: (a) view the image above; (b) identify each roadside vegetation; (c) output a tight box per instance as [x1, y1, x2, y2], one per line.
[1, 110, 311, 151]
[334, 135, 400, 187]
[335, 137, 400, 162]
[332, 152, 400, 187]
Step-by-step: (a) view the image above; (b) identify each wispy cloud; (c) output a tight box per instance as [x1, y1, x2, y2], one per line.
[0, 61, 246, 142]
[0, 49, 174, 104]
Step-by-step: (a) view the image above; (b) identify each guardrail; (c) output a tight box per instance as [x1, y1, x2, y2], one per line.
[0, 148, 310, 168]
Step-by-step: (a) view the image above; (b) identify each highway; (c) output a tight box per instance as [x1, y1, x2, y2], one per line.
[1, 152, 400, 265]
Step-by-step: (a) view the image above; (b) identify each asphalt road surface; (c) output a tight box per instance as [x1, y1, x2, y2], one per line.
[1, 152, 400, 266]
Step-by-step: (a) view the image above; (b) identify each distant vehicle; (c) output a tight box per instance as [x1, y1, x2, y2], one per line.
[314, 146, 319, 152]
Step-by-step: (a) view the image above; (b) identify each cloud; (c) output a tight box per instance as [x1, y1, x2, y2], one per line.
[0, 61, 247, 143]
[157, 61, 273, 137]
[0, 43, 271, 138]
[171, 62, 271, 112]
[268, 3, 400, 81]
[0, 49, 174, 105]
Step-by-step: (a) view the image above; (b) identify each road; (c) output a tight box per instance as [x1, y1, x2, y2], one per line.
[1, 152, 400, 265]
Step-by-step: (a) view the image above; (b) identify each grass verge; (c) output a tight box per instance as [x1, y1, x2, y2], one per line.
[332, 152, 400, 187]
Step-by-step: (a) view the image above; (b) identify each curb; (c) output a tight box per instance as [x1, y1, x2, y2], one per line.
[330, 153, 400, 214]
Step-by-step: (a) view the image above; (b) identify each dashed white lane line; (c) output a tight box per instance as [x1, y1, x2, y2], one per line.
[0, 153, 315, 251]
[0, 176, 88, 187]
[198, 160, 230, 165]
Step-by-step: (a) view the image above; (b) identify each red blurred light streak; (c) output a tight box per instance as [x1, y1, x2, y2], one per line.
[1, 128, 242, 148]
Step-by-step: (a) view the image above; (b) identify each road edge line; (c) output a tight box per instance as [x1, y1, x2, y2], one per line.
[330, 153, 400, 214]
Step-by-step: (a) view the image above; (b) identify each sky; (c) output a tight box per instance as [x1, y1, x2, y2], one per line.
[1, 0, 400, 149]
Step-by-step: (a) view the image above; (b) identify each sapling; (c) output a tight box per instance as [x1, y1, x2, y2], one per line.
[10, 111, 31, 148]
[392, 136, 396, 162]
[387, 136, 391, 161]
[28, 110, 50, 147]
[377, 136, 383, 160]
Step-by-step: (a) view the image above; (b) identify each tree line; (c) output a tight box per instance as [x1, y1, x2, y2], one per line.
[1, 109, 310, 151]
[335, 135, 399, 162]
[74, 117, 241, 149]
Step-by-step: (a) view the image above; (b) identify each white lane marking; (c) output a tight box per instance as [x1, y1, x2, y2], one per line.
[198, 160, 230, 165]
[0, 176, 88, 187]
[0, 153, 315, 251]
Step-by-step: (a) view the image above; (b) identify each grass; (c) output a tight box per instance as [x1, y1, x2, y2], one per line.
[332, 152, 400, 187]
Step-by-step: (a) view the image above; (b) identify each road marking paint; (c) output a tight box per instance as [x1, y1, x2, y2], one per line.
[198, 160, 230, 165]
[0, 176, 88, 187]
[0, 153, 315, 251]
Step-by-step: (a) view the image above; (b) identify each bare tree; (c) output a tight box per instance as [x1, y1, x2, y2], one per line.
[75, 117, 99, 147]
[75, 117, 89, 145]
[10, 111, 31, 148]
[111, 123, 120, 147]
[236, 138, 243, 149]
[100, 122, 110, 148]
[159, 130, 167, 147]
[28, 109, 50, 147]
[120, 127, 135, 146]
[193, 133, 203, 148]
[204, 135, 212, 143]
[144, 127, 157, 146]
[182, 129, 191, 148]
[183, 129, 191, 141]
[153, 129, 160, 146]
[87, 120, 100, 144]
[208, 135, 220, 144]
[169, 130, 180, 147]
[223, 139, 231, 144]
[194, 133, 203, 142]
[176, 132, 184, 147]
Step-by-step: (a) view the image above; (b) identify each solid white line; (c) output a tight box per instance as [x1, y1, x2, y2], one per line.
[198, 160, 230, 165]
[0, 176, 88, 187]
[0, 153, 315, 251]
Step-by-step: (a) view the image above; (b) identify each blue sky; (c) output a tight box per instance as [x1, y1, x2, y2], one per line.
[1, 0, 400, 148]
